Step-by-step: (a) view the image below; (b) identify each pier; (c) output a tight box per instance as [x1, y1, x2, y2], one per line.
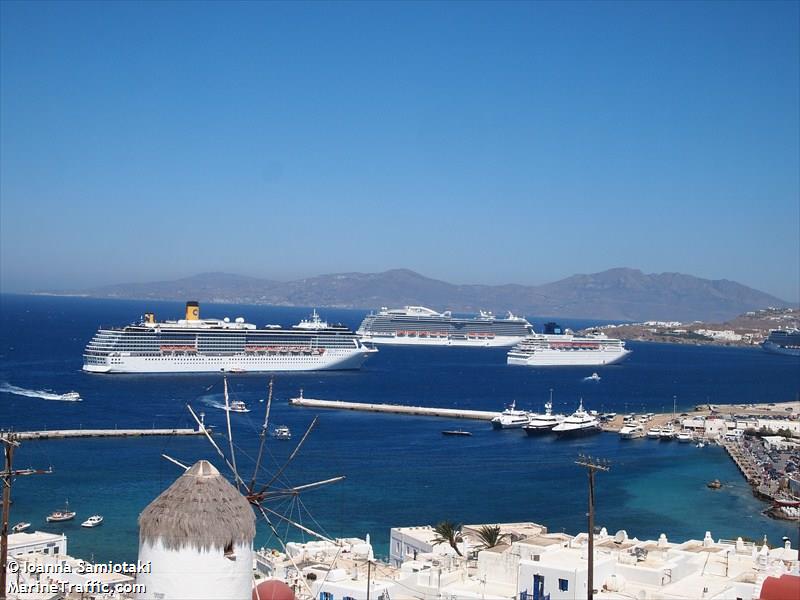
[289, 397, 500, 421]
[15, 427, 209, 441]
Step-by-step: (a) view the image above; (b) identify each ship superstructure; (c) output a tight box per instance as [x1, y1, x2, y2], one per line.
[83, 303, 377, 373]
[762, 329, 800, 357]
[507, 323, 630, 367]
[356, 306, 532, 347]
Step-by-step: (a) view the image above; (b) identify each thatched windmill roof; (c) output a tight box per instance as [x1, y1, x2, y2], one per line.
[139, 460, 256, 551]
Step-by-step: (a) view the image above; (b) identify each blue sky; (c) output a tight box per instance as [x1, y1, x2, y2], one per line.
[1, 1, 798, 300]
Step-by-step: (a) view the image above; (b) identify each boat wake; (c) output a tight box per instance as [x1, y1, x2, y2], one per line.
[198, 394, 230, 411]
[0, 382, 82, 402]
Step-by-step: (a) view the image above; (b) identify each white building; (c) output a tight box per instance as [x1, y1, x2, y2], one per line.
[7, 532, 67, 558]
[135, 460, 256, 600]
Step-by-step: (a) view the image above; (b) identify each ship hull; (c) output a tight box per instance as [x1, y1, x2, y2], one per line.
[553, 425, 600, 437]
[508, 348, 630, 367]
[83, 349, 375, 374]
[762, 341, 800, 357]
[357, 334, 526, 348]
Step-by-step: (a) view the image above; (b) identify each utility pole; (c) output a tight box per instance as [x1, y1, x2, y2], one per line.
[1, 432, 52, 600]
[365, 559, 372, 600]
[575, 454, 610, 600]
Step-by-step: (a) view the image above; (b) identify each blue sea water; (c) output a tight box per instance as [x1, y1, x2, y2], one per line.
[1, 294, 799, 563]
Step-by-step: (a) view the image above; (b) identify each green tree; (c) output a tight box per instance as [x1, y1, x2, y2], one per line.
[475, 524, 509, 550]
[432, 520, 463, 556]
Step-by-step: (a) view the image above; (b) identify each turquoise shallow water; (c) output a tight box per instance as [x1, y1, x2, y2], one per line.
[1, 294, 798, 562]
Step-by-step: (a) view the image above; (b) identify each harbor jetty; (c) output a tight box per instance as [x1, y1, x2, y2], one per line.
[15, 426, 208, 441]
[289, 396, 500, 421]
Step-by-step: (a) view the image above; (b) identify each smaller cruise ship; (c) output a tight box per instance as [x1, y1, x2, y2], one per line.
[491, 401, 530, 429]
[762, 329, 800, 357]
[507, 323, 631, 367]
[552, 400, 600, 437]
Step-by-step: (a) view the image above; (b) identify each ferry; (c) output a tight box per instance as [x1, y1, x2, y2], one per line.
[762, 329, 800, 357]
[507, 323, 630, 367]
[357, 306, 532, 347]
[83, 303, 377, 373]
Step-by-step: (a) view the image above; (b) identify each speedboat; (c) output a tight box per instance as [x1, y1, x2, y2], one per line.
[227, 400, 250, 413]
[11, 522, 31, 533]
[552, 400, 600, 437]
[491, 400, 530, 429]
[523, 400, 565, 435]
[584, 372, 601, 382]
[81, 515, 103, 528]
[272, 425, 291, 440]
[60, 391, 81, 402]
[619, 424, 645, 439]
[46, 501, 76, 523]
[676, 430, 694, 443]
[646, 427, 662, 439]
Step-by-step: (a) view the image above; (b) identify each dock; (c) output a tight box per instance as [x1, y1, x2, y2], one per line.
[289, 397, 500, 421]
[15, 427, 209, 441]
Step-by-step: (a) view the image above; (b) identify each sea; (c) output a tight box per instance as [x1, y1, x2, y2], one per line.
[1, 294, 799, 563]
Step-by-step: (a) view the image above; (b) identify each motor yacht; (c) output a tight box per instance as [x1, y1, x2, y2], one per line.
[227, 400, 250, 413]
[81, 515, 104, 528]
[646, 427, 662, 439]
[676, 430, 694, 443]
[272, 425, 291, 440]
[659, 424, 675, 440]
[490, 400, 530, 429]
[523, 400, 565, 435]
[552, 400, 600, 437]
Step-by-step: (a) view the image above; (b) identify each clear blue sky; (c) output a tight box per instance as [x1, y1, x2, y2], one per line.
[1, 0, 798, 300]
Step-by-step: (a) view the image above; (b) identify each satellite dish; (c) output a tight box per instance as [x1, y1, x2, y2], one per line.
[614, 530, 627, 544]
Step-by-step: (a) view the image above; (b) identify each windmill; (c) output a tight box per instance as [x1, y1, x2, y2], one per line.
[163, 376, 346, 599]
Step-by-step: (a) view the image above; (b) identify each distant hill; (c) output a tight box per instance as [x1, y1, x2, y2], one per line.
[41, 268, 791, 322]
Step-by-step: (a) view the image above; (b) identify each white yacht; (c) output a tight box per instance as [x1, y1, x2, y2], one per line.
[272, 425, 291, 440]
[523, 399, 565, 435]
[618, 424, 645, 439]
[227, 400, 250, 413]
[552, 400, 600, 437]
[646, 427, 662, 439]
[81, 515, 104, 528]
[659, 424, 675, 440]
[11, 522, 31, 533]
[676, 430, 694, 443]
[491, 401, 530, 429]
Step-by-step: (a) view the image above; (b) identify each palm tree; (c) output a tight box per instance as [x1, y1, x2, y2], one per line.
[432, 520, 463, 556]
[475, 524, 509, 549]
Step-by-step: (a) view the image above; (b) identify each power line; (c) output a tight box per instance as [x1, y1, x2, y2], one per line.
[575, 454, 610, 600]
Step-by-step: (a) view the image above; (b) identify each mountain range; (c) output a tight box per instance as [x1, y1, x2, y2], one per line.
[40, 268, 792, 322]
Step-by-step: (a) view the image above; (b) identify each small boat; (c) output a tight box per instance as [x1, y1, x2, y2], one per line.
[81, 515, 103, 528]
[646, 427, 662, 439]
[676, 430, 694, 443]
[272, 425, 291, 440]
[696, 441, 706, 448]
[227, 368, 247, 374]
[226, 400, 250, 413]
[707, 479, 722, 489]
[46, 501, 76, 523]
[659, 424, 675, 440]
[59, 391, 81, 402]
[11, 522, 31, 533]
[442, 430, 472, 437]
[584, 372, 602, 381]
[619, 424, 645, 439]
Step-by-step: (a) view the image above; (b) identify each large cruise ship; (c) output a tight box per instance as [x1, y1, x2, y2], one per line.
[507, 322, 630, 367]
[356, 306, 533, 347]
[762, 329, 800, 357]
[83, 302, 377, 373]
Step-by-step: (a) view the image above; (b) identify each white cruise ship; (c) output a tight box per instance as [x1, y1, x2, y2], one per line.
[507, 322, 630, 367]
[357, 306, 532, 347]
[762, 329, 800, 357]
[83, 303, 377, 374]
